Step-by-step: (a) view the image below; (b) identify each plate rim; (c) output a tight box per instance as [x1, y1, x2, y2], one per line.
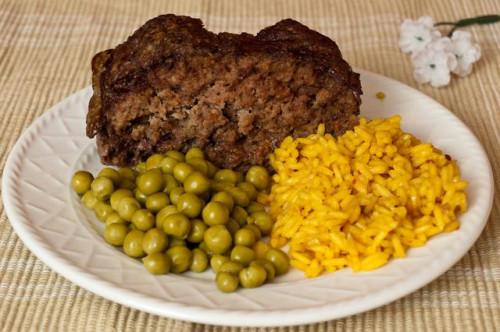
[2, 69, 494, 327]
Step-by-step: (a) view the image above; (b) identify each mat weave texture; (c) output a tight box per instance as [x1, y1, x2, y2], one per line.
[0, 0, 499, 331]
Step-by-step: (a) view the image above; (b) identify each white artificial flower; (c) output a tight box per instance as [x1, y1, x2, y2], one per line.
[399, 16, 441, 54]
[450, 31, 481, 77]
[411, 38, 457, 87]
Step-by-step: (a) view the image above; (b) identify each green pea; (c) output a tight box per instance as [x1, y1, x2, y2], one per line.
[117, 197, 141, 221]
[210, 181, 234, 193]
[214, 169, 239, 184]
[142, 228, 168, 254]
[145, 192, 170, 213]
[253, 240, 271, 260]
[110, 188, 133, 211]
[226, 187, 250, 207]
[210, 255, 230, 273]
[163, 174, 179, 194]
[230, 245, 255, 266]
[143, 253, 171, 275]
[265, 248, 290, 276]
[231, 206, 248, 226]
[156, 205, 178, 229]
[123, 230, 145, 258]
[104, 223, 128, 246]
[248, 211, 273, 235]
[131, 209, 155, 231]
[137, 169, 164, 195]
[234, 228, 256, 247]
[94, 202, 114, 222]
[166, 246, 192, 273]
[186, 158, 209, 176]
[183, 172, 210, 195]
[81, 191, 98, 209]
[244, 224, 262, 240]
[119, 179, 136, 190]
[202, 202, 230, 226]
[146, 154, 164, 170]
[118, 167, 137, 181]
[187, 219, 207, 243]
[105, 212, 126, 225]
[190, 248, 208, 272]
[216, 272, 239, 293]
[238, 182, 257, 201]
[165, 150, 185, 162]
[71, 171, 94, 194]
[251, 259, 276, 282]
[185, 147, 204, 161]
[198, 242, 213, 256]
[177, 193, 203, 218]
[226, 218, 240, 235]
[245, 166, 270, 190]
[134, 188, 148, 205]
[239, 264, 267, 288]
[163, 213, 191, 239]
[219, 261, 244, 275]
[246, 202, 265, 214]
[97, 167, 121, 185]
[159, 156, 178, 175]
[91, 177, 114, 201]
[206, 161, 218, 178]
[168, 237, 186, 248]
[173, 163, 194, 182]
[211, 191, 234, 211]
[169, 187, 185, 205]
[134, 162, 146, 174]
[204, 225, 232, 255]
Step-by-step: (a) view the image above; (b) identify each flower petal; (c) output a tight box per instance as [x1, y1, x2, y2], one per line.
[413, 67, 431, 84]
[430, 68, 452, 87]
[417, 16, 435, 28]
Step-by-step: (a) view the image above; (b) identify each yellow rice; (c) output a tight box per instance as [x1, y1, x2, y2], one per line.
[268, 116, 468, 277]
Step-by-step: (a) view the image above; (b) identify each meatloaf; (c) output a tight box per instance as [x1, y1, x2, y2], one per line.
[87, 14, 362, 170]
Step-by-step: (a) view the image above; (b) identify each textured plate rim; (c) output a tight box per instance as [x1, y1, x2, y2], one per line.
[2, 69, 494, 327]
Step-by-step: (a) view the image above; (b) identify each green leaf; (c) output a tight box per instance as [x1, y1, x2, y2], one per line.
[455, 15, 500, 27]
[435, 15, 500, 36]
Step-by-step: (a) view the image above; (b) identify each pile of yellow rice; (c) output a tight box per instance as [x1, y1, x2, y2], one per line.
[268, 116, 468, 277]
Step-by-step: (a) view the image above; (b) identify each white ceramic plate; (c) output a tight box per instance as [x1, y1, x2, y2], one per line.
[2, 70, 494, 327]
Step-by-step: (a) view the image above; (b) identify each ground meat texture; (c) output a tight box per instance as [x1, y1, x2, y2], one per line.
[87, 14, 362, 170]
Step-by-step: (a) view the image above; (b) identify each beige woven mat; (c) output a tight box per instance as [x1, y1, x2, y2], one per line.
[0, 0, 499, 331]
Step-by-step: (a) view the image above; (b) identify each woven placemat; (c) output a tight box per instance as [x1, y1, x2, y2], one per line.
[0, 0, 499, 331]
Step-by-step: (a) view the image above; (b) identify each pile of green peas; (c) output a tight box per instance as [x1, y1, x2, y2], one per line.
[71, 147, 289, 292]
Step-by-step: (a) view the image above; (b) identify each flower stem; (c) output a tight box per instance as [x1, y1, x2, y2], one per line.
[435, 14, 500, 36]
[434, 21, 456, 26]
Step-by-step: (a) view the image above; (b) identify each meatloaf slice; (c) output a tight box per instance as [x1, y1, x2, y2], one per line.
[87, 14, 362, 170]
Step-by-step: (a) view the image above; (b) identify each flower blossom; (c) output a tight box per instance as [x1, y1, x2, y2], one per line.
[399, 16, 441, 54]
[449, 31, 481, 77]
[411, 38, 457, 87]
